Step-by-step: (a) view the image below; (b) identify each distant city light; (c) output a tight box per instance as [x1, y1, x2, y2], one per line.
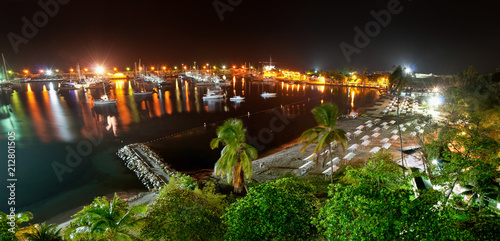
[46, 70, 53, 75]
[126, 67, 130, 71]
[405, 67, 412, 74]
[39, 69, 44, 73]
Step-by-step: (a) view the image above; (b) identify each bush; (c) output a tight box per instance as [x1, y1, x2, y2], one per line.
[141, 180, 227, 241]
[223, 178, 319, 240]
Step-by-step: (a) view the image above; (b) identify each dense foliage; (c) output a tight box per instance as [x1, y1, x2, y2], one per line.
[141, 177, 227, 241]
[0, 211, 33, 241]
[223, 178, 319, 240]
[314, 159, 470, 240]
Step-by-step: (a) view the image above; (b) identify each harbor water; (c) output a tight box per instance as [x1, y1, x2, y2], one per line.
[0, 78, 379, 222]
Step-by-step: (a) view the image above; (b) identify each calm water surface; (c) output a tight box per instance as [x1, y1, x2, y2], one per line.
[0, 77, 379, 221]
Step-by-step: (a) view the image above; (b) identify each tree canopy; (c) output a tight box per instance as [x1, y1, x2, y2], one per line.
[223, 178, 319, 241]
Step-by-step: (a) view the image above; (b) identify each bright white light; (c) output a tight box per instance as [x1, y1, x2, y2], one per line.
[405, 67, 412, 74]
[264, 65, 275, 71]
[96, 66, 105, 74]
[429, 96, 444, 107]
[46, 70, 53, 75]
[432, 160, 438, 165]
[433, 87, 439, 92]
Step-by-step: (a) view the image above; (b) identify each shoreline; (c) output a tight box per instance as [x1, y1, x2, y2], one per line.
[50, 93, 387, 228]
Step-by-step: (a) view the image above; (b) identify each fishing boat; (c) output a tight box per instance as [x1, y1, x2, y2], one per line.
[229, 96, 245, 101]
[94, 83, 117, 105]
[260, 92, 277, 98]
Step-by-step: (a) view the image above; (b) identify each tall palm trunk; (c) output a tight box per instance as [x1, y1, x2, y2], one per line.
[396, 97, 407, 176]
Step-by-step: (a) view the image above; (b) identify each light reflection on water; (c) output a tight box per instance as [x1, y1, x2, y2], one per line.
[0, 77, 380, 222]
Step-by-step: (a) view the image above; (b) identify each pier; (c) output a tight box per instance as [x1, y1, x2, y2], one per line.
[117, 143, 177, 191]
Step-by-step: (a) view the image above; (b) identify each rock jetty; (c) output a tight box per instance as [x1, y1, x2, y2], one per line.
[117, 143, 177, 191]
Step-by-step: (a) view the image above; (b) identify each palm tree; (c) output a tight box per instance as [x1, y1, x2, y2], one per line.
[299, 103, 348, 182]
[460, 181, 499, 212]
[23, 222, 63, 241]
[210, 118, 258, 192]
[389, 65, 408, 175]
[64, 193, 147, 241]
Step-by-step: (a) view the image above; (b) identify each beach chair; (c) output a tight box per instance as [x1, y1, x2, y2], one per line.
[322, 166, 340, 179]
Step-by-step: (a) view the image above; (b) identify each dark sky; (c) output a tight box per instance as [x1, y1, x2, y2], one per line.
[0, 0, 499, 74]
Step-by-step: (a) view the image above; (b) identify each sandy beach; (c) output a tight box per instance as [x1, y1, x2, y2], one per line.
[251, 93, 426, 182]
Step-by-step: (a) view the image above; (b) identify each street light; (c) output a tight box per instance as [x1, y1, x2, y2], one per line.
[95, 66, 105, 74]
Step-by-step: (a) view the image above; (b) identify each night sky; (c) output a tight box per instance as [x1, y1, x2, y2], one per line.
[0, 0, 499, 74]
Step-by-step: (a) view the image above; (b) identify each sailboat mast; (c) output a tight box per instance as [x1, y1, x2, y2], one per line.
[2, 53, 9, 82]
[77, 63, 82, 81]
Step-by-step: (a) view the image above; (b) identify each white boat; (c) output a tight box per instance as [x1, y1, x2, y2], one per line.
[260, 92, 277, 98]
[133, 91, 153, 96]
[229, 96, 245, 101]
[262, 76, 277, 82]
[196, 81, 216, 86]
[87, 82, 105, 89]
[203, 88, 224, 100]
[218, 79, 232, 86]
[93, 82, 117, 105]
[59, 81, 79, 90]
[203, 92, 224, 100]
[94, 95, 117, 105]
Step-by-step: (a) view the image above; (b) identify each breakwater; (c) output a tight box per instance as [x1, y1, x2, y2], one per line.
[117, 143, 177, 191]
